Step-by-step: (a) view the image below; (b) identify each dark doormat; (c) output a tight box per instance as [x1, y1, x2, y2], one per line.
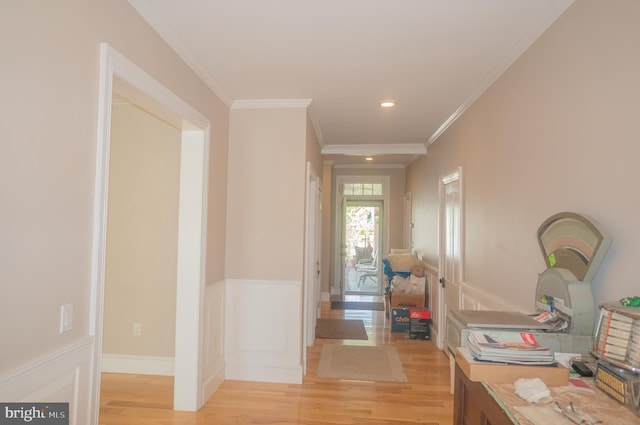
[331, 301, 385, 311]
[315, 319, 368, 340]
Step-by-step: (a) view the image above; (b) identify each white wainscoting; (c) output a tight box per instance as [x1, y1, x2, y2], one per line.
[202, 280, 225, 402]
[225, 279, 303, 384]
[460, 282, 522, 312]
[424, 264, 441, 348]
[0, 338, 94, 425]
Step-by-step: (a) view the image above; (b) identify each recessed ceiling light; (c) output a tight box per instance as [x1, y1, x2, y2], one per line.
[380, 100, 396, 108]
[365, 157, 374, 161]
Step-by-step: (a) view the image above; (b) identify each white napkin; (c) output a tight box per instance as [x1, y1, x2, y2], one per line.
[514, 378, 552, 404]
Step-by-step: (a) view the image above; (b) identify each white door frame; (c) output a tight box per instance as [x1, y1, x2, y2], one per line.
[344, 199, 384, 295]
[90, 43, 211, 420]
[332, 175, 390, 297]
[437, 167, 464, 350]
[404, 192, 413, 250]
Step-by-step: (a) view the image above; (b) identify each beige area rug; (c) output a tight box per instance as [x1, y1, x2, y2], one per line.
[315, 319, 368, 340]
[316, 344, 408, 382]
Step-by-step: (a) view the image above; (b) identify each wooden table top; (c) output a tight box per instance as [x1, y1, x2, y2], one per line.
[487, 377, 639, 425]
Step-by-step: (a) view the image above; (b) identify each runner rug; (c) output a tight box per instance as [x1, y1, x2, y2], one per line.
[330, 301, 385, 311]
[315, 319, 368, 340]
[316, 344, 408, 382]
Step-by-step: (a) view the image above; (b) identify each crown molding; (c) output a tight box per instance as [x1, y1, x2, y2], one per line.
[231, 99, 313, 109]
[333, 163, 406, 169]
[428, 0, 573, 145]
[306, 102, 324, 147]
[128, 0, 233, 106]
[321, 143, 426, 156]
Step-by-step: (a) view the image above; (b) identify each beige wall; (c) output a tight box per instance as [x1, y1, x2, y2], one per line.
[407, 0, 640, 311]
[226, 107, 308, 281]
[103, 102, 180, 357]
[0, 0, 228, 373]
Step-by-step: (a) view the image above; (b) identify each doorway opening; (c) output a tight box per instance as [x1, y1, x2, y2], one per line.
[90, 44, 211, 421]
[100, 92, 181, 379]
[344, 200, 383, 295]
[333, 176, 389, 300]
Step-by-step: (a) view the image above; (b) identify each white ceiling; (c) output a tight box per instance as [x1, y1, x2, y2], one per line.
[129, 0, 573, 166]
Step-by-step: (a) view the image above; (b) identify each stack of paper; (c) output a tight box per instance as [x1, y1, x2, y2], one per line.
[532, 310, 569, 332]
[466, 330, 556, 365]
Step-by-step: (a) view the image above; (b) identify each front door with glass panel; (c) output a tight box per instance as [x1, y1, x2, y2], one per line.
[343, 200, 383, 295]
[333, 177, 389, 299]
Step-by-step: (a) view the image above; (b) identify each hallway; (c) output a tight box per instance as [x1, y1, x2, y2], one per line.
[99, 298, 454, 424]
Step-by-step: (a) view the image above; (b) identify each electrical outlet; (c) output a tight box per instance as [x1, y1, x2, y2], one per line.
[133, 323, 142, 336]
[59, 304, 73, 333]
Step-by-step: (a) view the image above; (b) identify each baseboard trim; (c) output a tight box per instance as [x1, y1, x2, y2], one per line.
[101, 354, 174, 376]
[202, 363, 224, 403]
[225, 364, 303, 384]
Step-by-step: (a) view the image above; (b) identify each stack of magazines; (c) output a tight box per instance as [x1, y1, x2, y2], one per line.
[466, 330, 556, 365]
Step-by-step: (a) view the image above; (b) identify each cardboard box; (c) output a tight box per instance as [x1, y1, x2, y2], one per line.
[391, 308, 411, 333]
[390, 292, 425, 309]
[409, 308, 431, 320]
[388, 253, 422, 272]
[409, 308, 431, 340]
[392, 307, 432, 336]
[455, 347, 569, 386]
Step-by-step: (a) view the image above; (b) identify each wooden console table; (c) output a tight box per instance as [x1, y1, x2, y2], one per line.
[454, 363, 516, 425]
[454, 362, 639, 425]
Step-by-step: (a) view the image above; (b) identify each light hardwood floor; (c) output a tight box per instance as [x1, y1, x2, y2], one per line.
[99, 298, 454, 424]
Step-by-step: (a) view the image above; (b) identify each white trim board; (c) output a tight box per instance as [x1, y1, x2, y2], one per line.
[91, 43, 211, 417]
[322, 143, 426, 156]
[101, 354, 175, 376]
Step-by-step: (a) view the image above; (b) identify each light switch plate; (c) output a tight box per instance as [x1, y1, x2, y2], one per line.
[59, 303, 73, 333]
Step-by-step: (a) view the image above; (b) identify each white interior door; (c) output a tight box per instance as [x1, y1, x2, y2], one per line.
[303, 163, 322, 375]
[314, 187, 322, 320]
[438, 168, 463, 351]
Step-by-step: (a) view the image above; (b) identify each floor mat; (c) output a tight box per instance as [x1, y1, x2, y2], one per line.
[315, 319, 368, 340]
[316, 344, 408, 382]
[330, 301, 384, 311]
